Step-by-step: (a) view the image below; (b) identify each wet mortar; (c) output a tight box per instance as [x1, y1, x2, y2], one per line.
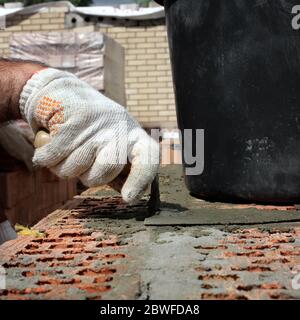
[0, 165, 300, 299]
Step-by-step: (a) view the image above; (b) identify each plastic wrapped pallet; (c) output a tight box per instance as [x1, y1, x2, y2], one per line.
[10, 32, 126, 106]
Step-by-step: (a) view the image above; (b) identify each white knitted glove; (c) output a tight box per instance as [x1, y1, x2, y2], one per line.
[19, 68, 159, 203]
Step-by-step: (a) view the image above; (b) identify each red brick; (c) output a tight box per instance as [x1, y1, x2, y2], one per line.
[58, 180, 69, 203]
[0, 169, 35, 209]
[0, 197, 130, 300]
[67, 179, 78, 199]
[0, 147, 23, 172]
[35, 168, 60, 183]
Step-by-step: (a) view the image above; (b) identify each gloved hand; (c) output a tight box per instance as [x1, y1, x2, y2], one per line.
[20, 68, 160, 203]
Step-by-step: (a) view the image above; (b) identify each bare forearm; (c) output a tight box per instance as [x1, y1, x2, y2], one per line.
[0, 59, 46, 123]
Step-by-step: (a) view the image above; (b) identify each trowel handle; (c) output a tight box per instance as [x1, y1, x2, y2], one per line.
[34, 130, 51, 148]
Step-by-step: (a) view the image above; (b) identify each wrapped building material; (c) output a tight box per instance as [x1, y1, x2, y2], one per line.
[10, 32, 126, 106]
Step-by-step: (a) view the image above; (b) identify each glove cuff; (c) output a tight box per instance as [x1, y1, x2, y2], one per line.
[19, 68, 73, 131]
[0, 220, 17, 245]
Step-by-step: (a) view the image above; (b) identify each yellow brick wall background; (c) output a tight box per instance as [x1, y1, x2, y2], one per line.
[100, 21, 176, 128]
[0, 6, 177, 129]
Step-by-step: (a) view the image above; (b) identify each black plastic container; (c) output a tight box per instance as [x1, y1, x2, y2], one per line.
[157, 0, 300, 204]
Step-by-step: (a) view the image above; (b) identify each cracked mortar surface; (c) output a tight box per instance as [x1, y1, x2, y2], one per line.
[1, 165, 300, 300]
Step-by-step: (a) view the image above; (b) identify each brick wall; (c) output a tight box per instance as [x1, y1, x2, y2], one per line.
[0, 146, 77, 226]
[99, 20, 177, 128]
[0, 6, 177, 128]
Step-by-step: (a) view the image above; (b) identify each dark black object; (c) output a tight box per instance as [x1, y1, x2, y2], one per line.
[148, 174, 161, 216]
[159, 0, 300, 204]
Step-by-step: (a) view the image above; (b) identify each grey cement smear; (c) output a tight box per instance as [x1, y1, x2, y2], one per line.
[145, 165, 300, 226]
[145, 208, 300, 226]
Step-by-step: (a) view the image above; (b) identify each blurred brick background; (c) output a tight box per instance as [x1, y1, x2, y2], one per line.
[0, 146, 77, 226]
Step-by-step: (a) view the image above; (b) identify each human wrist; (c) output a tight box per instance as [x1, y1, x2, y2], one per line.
[19, 68, 74, 132]
[0, 59, 46, 123]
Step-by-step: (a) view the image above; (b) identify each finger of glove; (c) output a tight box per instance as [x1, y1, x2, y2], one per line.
[79, 145, 125, 187]
[121, 134, 160, 204]
[49, 142, 96, 179]
[33, 133, 74, 168]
